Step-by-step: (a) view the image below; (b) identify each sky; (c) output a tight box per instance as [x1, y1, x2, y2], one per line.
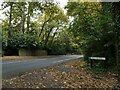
[0, 0, 68, 23]
[57, 0, 68, 8]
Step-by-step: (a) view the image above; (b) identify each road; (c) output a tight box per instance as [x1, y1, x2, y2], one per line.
[2, 55, 83, 77]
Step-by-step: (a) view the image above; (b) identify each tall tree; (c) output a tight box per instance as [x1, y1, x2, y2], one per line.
[37, 2, 67, 46]
[111, 2, 120, 82]
[26, 2, 42, 33]
[65, 2, 117, 62]
[8, 2, 14, 37]
[1, 2, 14, 38]
[15, 2, 26, 34]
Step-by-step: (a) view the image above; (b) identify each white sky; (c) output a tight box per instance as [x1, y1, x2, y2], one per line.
[57, 0, 68, 8]
[0, 0, 68, 23]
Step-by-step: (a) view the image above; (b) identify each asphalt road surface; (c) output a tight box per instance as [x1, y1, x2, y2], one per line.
[2, 55, 83, 77]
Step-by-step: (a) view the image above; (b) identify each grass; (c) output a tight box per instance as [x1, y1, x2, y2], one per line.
[80, 60, 117, 75]
[89, 66, 107, 73]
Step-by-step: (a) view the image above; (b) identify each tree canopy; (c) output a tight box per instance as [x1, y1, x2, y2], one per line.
[1, 1, 120, 78]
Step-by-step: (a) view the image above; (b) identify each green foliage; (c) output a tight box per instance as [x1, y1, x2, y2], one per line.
[65, 2, 118, 67]
[48, 43, 66, 55]
[111, 2, 120, 81]
[2, 35, 7, 49]
[1, 1, 70, 55]
[2, 1, 119, 62]
[8, 34, 42, 49]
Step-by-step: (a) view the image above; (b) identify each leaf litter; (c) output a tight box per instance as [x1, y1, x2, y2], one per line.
[2, 59, 118, 89]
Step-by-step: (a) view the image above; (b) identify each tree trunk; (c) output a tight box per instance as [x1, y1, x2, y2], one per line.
[39, 21, 46, 37]
[27, 3, 30, 33]
[118, 45, 120, 83]
[115, 41, 120, 80]
[38, 16, 56, 38]
[20, 10, 25, 34]
[111, 2, 120, 83]
[8, 2, 13, 38]
[44, 27, 54, 46]
[39, 18, 51, 37]
[51, 28, 59, 44]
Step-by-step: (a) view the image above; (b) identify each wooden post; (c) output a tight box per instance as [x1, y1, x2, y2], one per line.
[89, 57, 106, 68]
[89, 57, 93, 68]
[90, 59, 93, 68]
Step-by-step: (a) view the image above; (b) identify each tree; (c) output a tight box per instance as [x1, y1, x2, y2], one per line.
[111, 2, 120, 82]
[65, 2, 117, 67]
[37, 2, 68, 47]
[1, 2, 15, 38]
[15, 2, 26, 34]
[1, 1, 69, 55]
[26, 2, 42, 33]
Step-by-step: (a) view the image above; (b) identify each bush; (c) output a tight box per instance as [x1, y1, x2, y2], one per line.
[2, 34, 43, 55]
[8, 34, 41, 49]
[83, 35, 116, 68]
[48, 43, 67, 55]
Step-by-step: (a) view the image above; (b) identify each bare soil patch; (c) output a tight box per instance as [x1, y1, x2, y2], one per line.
[1, 55, 59, 61]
